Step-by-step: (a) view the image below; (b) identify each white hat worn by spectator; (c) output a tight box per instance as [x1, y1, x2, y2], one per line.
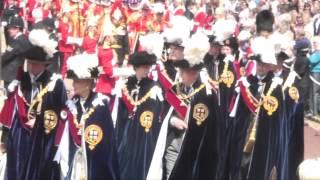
[298, 157, 320, 180]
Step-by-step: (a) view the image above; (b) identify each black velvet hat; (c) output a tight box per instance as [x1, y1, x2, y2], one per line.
[23, 46, 51, 63]
[173, 59, 203, 71]
[129, 51, 157, 67]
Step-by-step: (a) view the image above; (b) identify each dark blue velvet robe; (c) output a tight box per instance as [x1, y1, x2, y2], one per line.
[84, 93, 120, 179]
[5, 71, 52, 180]
[24, 78, 67, 180]
[116, 76, 163, 180]
[67, 92, 120, 180]
[248, 77, 286, 180]
[215, 60, 237, 180]
[168, 81, 221, 180]
[280, 78, 304, 180]
[225, 75, 261, 180]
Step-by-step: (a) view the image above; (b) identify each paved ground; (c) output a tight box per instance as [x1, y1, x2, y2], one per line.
[304, 119, 320, 160]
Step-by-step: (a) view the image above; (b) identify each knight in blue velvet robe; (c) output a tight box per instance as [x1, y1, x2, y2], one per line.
[280, 69, 304, 180]
[203, 36, 238, 179]
[24, 74, 67, 180]
[247, 73, 286, 180]
[165, 54, 221, 180]
[116, 51, 163, 180]
[0, 32, 66, 180]
[167, 79, 220, 180]
[65, 53, 121, 180]
[225, 72, 269, 180]
[1, 69, 52, 180]
[71, 92, 120, 180]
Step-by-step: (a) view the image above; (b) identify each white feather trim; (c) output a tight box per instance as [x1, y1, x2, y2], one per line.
[92, 93, 108, 107]
[183, 32, 209, 66]
[28, 29, 58, 58]
[251, 36, 277, 65]
[162, 16, 192, 46]
[67, 53, 99, 79]
[66, 99, 78, 115]
[139, 33, 164, 59]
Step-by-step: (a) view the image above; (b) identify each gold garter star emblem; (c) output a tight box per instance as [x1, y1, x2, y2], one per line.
[85, 124, 103, 150]
[288, 86, 299, 103]
[193, 103, 209, 126]
[263, 95, 279, 116]
[44, 110, 58, 134]
[140, 111, 154, 133]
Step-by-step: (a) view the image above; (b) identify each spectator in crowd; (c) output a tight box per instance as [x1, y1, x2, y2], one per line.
[294, 37, 313, 117]
[309, 36, 320, 116]
[1, 15, 32, 85]
[1, 0, 19, 44]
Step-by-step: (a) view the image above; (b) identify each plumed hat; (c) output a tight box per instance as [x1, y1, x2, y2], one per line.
[23, 29, 58, 63]
[129, 51, 157, 67]
[139, 33, 164, 59]
[174, 31, 209, 70]
[67, 53, 99, 79]
[250, 36, 277, 65]
[162, 16, 192, 48]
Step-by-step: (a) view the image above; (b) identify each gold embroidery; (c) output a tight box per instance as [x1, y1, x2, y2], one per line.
[193, 103, 209, 126]
[176, 83, 206, 101]
[85, 124, 103, 150]
[219, 62, 234, 88]
[122, 85, 158, 111]
[140, 111, 154, 133]
[262, 95, 279, 116]
[44, 110, 58, 134]
[288, 86, 299, 103]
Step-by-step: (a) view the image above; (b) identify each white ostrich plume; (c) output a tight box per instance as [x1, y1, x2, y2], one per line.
[67, 53, 99, 79]
[183, 31, 209, 66]
[28, 29, 58, 58]
[139, 33, 164, 59]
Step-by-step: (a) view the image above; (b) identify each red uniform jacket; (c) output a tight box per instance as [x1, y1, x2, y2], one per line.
[95, 47, 116, 95]
[58, 20, 74, 53]
[82, 35, 98, 54]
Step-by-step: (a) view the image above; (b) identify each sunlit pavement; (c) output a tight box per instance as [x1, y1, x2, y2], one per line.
[304, 119, 320, 159]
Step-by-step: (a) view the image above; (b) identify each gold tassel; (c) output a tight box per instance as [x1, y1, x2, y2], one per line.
[243, 83, 266, 153]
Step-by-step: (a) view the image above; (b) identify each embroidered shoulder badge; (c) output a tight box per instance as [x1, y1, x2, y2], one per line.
[140, 111, 154, 133]
[85, 124, 103, 150]
[288, 86, 299, 103]
[263, 95, 279, 116]
[193, 103, 209, 126]
[44, 110, 58, 134]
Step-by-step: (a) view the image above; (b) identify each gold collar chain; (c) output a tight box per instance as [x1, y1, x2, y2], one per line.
[73, 105, 97, 130]
[122, 84, 155, 107]
[176, 83, 206, 101]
